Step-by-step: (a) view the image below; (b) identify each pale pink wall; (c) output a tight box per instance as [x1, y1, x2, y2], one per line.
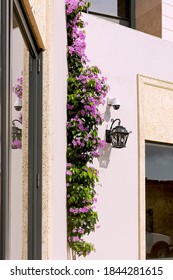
[51, 0, 68, 259]
[79, 13, 173, 260]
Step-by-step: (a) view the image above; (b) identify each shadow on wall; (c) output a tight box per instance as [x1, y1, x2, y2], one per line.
[104, 105, 111, 122]
[99, 143, 112, 168]
[99, 102, 113, 168]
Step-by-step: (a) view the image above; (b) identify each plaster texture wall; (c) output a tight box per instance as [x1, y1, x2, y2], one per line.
[22, 0, 68, 259]
[81, 13, 173, 260]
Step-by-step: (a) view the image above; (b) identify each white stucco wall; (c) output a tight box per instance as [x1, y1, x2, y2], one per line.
[80, 13, 173, 260]
[50, 0, 68, 259]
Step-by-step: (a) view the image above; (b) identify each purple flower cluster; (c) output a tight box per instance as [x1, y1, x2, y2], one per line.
[66, 0, 85, 15]
[72, 227, 85, 234]
[12, 75, 23, 99]
[11, 139, 22, 149]
[69, 205, 91, 214]
[66, 0, 88, 61]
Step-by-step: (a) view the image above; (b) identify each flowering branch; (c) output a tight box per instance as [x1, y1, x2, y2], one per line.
[65, 0, 109, 257]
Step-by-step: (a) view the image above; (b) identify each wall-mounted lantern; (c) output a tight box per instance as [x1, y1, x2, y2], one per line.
[106, 118, 131, 148]
[12, 119, 22, 148]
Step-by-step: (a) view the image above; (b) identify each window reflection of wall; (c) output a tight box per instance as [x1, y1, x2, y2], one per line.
[10, 14, 29, 260]
[89, 0, 128, 18]
[90, 0, 117, 16]
[11, 24, 23, 260]
[89, 0, 130, 26]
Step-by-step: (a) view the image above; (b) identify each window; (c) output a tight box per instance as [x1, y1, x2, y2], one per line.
[90, 0, 129, 18]
[145, 142, 173, 259]
[0, 0, 43, 260]
[88, 0, 131, 27]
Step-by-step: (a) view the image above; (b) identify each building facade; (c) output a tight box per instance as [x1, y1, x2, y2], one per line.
[1, 0, 173, 260]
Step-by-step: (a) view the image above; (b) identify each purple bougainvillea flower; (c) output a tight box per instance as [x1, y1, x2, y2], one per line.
[66, 170, 72, 176]
[72, 140, 77, 147]
[69, 208, 75, 213]
[73, 236, 80, 242]
[12, 139, 22, 149]
[78, 228, 84, 234]
[74, 208, 79, 214]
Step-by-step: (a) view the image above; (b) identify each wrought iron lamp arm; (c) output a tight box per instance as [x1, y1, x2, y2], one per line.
[12, 119, 22, 126]
[109, 118, 121, 131]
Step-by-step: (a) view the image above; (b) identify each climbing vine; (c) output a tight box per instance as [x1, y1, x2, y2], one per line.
[65, 0, 109, 257]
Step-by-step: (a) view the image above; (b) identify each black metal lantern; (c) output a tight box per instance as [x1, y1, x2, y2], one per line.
[12, 119, 22, 145]
[106, 118, 131, 148]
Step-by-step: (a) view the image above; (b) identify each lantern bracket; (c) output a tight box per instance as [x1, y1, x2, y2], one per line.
[106, 118, 121, 143]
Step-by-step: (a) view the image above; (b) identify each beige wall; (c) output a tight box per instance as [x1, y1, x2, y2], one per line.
[22, 0, 68, 259]
[135, 0, 162, 37]
[138, 75, 173, 259]
[135, 0, 173, 42]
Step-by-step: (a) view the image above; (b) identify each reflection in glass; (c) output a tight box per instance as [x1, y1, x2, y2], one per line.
[10, 12, 29, 259]
[146, 143, 173, 259]
[89, 0, 128, 18]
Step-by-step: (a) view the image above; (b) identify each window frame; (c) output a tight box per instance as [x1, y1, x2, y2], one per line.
[87, 0, 136, 28]
[0, 0, 43, 260]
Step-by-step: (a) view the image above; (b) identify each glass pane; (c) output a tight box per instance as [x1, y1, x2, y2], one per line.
[89, 0, 128, 18]
[90, 0, 117, 16]
[146, 143, 173, 259]
[10, 11, 29, 259]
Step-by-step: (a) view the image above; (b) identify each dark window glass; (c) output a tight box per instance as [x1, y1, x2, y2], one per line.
[146, 143, 173, 259]
[146, 143, 173, 180]
[89, 0, 129, 18]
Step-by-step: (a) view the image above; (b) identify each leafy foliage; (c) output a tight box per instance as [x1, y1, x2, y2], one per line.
[65, 0, 109, 257]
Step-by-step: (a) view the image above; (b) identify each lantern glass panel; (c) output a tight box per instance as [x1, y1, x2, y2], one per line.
[110, 127, 129, 148]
